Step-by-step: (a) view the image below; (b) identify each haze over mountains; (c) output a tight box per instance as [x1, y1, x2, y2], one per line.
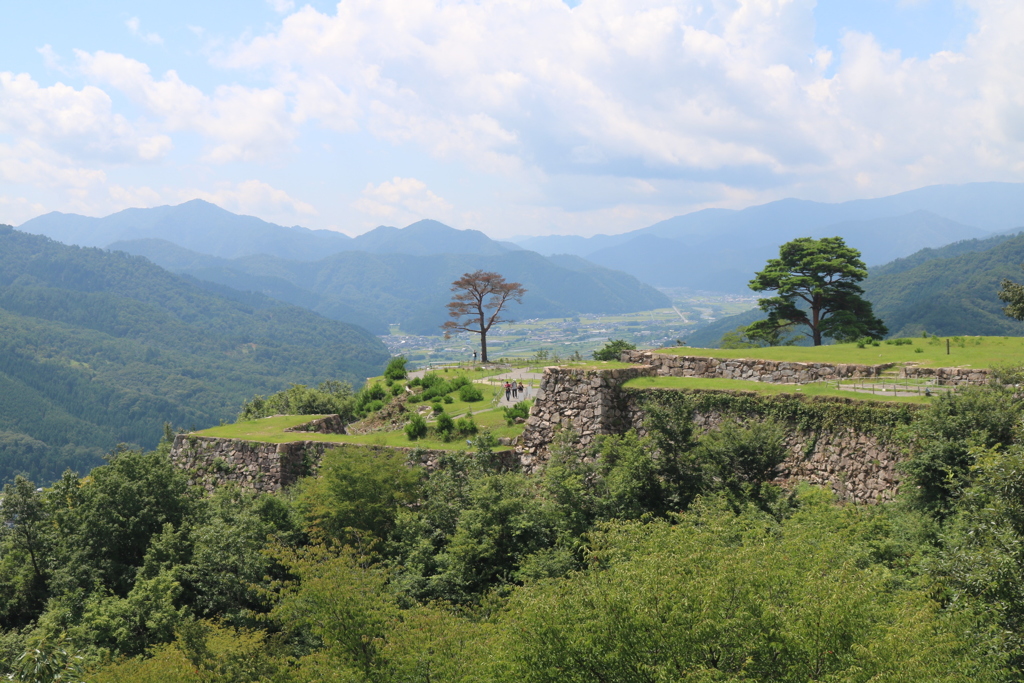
[21, 201, 670, 335]
[514, 182, 1024, 292]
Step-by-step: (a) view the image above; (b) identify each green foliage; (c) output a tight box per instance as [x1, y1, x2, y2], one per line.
[502, 400, 532, 426]
[433, 412, 455, 442]
[404, 414, 428, 441]
[720, 323, 805, 349]
[383, 356, 407, 382]
[457, 383, 483, 402]
[497, 497, 1003, 682]
[239, 380, 355, 421]
[454, 415, 478, 437]
[592, 339, 635, 361]
[900, 383, 1023, 518]
[0, 227, 389, 486]
[293, 446, 422, 543]
[750, 236, 887, 345]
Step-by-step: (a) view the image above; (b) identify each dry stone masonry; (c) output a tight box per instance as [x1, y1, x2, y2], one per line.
[621, 350, 891, 382]
[521, 363, 913, 503]
[520, 365, 656, 471]
[899, 365, 989, 385]
[170, 434, 325, 493]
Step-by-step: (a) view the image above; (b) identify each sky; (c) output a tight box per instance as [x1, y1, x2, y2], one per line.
[0, 0, 1017, 239]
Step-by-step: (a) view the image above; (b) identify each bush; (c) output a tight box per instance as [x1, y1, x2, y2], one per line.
[459, 384, 484, 402]
[405, 414, 428, 441]
[456, 415, 478, 436]
[593, 339, 636, 361]
[385, 356, 408, 381]
[443, 395, 454, 404]
[434, 412, 455, 442]
[432, 402, 444, 414]
[503, 400, 533, 426]
[884, 338, 913, 346]
[390, 383, 403, 396]
[239, 380, 355, 421]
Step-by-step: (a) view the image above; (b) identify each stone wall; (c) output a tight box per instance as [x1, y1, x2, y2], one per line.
[520, 365, 656, 471]
[284, 414, 347, 434]
[520, 365, 913, 503]
[623, 395, 904, 503]
[621, 350, 891, 382]
[170, 435, 516, 493]
[170, 434, 325, 493]
[899, 365, 989, 385]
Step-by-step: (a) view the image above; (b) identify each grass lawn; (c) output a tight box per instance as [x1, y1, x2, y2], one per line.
[192, 408, 524, 450]
[657, 336, 1024, 369]
[622, 376, 931, 404]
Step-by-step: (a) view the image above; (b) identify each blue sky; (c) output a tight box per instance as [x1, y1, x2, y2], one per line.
[0, 0, 1017, 239]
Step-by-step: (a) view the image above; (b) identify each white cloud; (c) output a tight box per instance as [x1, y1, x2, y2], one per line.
[353, 177, 454, 224]
[76, 50, 295, 163]
[0, 71, 172, 163]
[126, 17, 164, 45]
[212, 0, 1024, 204]
[267, 0, 295, 13]
[0, 195, 48, 226]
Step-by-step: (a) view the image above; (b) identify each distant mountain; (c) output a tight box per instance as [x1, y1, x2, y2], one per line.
[685, 231, 1024, 347]
[109, 239, 671, 335]
[19, 201, 519, 261]
[19, 199, 355, 260]
[515, 183, 1024, 291]
[862, 232, 1024, 338]
[0, 226, 390, 485]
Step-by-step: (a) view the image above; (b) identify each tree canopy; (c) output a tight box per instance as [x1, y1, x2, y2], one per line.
[441, 270, 526, 363]
[749, 236, 887, 346]
[998, 266, 1024, 321]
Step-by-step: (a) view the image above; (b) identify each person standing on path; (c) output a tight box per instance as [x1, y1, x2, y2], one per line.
[505, 381, 511, 402]
[511, 380, 518, 399]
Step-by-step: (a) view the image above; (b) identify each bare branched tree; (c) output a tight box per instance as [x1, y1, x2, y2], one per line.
[442, 270, 526, 363]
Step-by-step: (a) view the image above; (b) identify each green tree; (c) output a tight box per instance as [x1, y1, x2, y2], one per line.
[592, 339, 636, 361]
[998, 267, 1024, 321]
[384, 356, 408, 382]
[441, 270, 526, 363]
[749, 237, 887, 346]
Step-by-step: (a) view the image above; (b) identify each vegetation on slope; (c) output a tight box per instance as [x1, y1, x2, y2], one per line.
[0, 226, 390, 485]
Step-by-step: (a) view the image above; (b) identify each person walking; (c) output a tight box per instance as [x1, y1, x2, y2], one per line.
[511, 380, 518, 399]
[505, 381, 511, 402]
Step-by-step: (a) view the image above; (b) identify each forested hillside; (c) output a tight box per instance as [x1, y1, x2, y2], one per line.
[110, 239, 670, 334]
[2, 383, 1023, 679]
[0, 226, 390, 485]
[687, 232, 1024, 347]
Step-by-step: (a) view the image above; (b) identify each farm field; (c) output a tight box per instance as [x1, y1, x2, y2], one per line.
[659, 335, 1024, 369]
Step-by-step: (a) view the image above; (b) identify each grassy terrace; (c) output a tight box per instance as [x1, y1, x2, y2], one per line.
[657, 336, 1024, 369]
[622, 376, 930, 404]
[193, 411, 524, 451]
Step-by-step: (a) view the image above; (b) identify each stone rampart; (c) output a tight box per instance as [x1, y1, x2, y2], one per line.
[621, 350, 890, 382]
[520, 365, 656, 470]
[170, 434, 324, 493]
[170, 434, 515, 493]
[899, 365, 989, 385]
[521, 365, 916, 503]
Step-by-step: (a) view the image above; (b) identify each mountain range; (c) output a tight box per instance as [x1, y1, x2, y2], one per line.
[686, 231, 1024, 348]
[0, 225, 390, 485]
[514, 182, 1024, 292]
[20, 201, 670, 334]
[106, 238, 669, 335]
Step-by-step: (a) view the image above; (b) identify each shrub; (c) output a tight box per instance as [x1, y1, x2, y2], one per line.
[385, 355, 408, 381]
[405, 414, 428, 441]
[593, 339, 636, 361]
[443, 395, 454, 404]
[503, 400, 533, 426]
[459, 384, 484, 402]
[390, 383, 403, 396]
[434, 412, 455, 442]
[239, 380, 355, 421]
[432, 402, 444, 414]
[456, 415, 478, 436]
